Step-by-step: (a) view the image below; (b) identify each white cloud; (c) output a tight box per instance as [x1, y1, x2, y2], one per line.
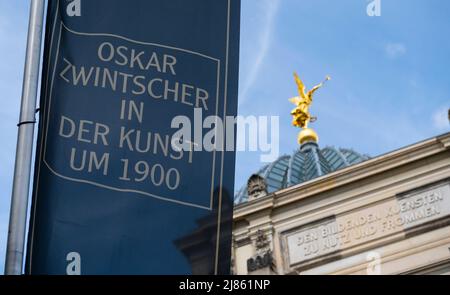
[239, 0, 280, 106]
[432, 107, 449, 130]
[384, 42, 406, 59]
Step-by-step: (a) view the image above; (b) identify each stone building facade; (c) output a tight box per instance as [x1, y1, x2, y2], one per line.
[232, 132, 450, 275]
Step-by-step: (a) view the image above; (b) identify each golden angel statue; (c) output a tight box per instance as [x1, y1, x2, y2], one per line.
[289, 73, 330, 128]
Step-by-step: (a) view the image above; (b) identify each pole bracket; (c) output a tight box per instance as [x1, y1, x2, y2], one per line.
[17, 120, 37, 127]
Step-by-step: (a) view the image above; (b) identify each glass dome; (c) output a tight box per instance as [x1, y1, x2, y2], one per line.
[234, 142, 370, 204]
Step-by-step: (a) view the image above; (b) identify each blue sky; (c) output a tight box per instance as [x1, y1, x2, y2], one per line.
[235, 0, 450, 192]
[0, 0, 449, 272]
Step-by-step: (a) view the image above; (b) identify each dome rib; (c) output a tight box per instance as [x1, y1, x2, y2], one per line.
[263, 155, 290, 193]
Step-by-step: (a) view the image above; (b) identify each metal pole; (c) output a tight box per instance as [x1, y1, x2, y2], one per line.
[5, 0, 46, 275]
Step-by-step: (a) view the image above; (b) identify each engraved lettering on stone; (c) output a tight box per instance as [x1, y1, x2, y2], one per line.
[286, 183, 450, 266]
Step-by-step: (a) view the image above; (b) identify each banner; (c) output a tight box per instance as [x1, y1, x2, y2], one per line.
[26, 0, 240, 274]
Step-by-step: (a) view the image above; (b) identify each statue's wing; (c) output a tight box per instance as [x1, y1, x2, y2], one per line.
[294, 72, 307, 99]
[289, 96, 301, 105]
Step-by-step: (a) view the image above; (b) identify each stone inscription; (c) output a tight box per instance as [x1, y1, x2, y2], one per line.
[286, 182, 450, 266]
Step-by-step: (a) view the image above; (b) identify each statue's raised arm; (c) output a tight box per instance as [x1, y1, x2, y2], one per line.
[307, 75, 331, 100]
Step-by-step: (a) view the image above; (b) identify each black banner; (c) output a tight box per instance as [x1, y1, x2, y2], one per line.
[26, 0, 240, 274]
